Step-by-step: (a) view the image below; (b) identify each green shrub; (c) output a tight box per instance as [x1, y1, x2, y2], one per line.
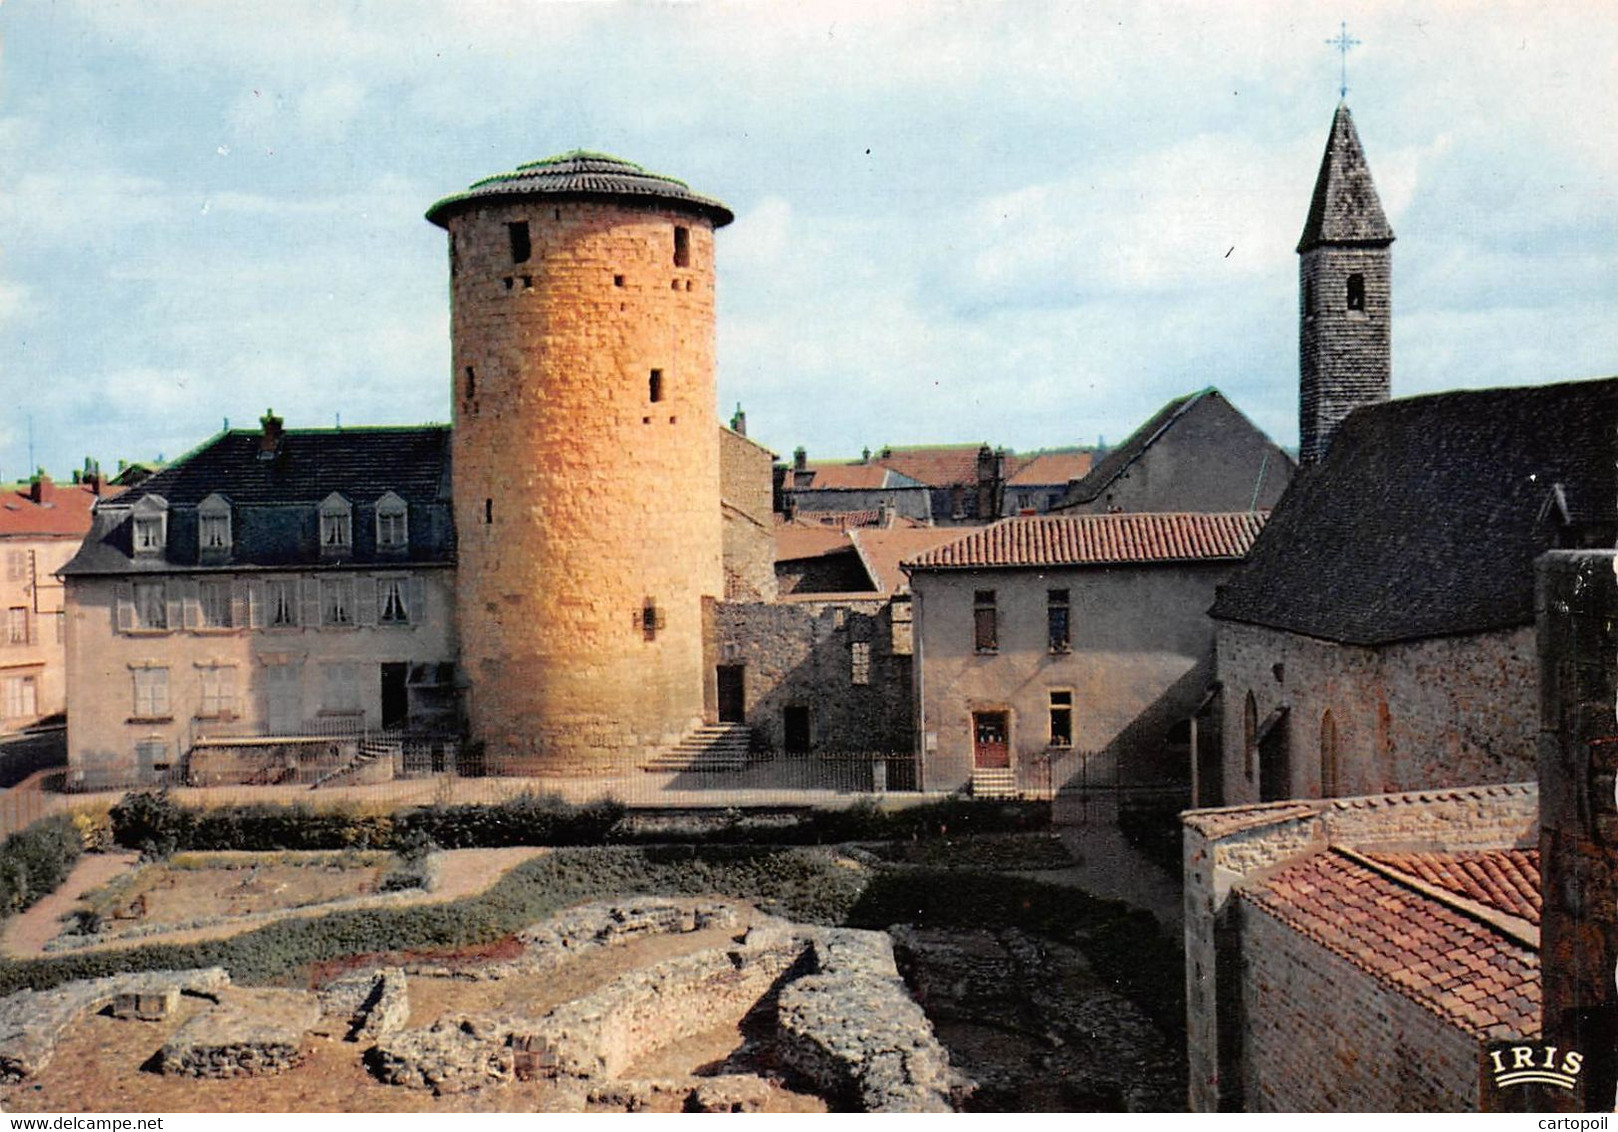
[108, 791, 188, 858]
[0, 815, 83, 915]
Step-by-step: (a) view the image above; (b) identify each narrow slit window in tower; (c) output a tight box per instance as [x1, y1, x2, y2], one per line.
[641, 598, 659, 642]
[649, 369, 664, 403]
[673, 225, 690, 268]
[484, 498, 493, 525]
[508, 221, 531, 264]
[464, 366, 476, 400]
[1346, 273, 1365, 311]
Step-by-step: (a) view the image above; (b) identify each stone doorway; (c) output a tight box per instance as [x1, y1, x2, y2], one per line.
[717, 665, 745, 724]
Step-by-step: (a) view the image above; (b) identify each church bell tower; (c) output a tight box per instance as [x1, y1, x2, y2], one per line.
[1298, 103, 1394, 465]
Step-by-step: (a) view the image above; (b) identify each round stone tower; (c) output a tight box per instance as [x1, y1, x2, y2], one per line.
[427, 152, 733, 773]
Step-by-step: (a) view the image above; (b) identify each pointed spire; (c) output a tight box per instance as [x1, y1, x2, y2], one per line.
[1297, 103, 1394, 253]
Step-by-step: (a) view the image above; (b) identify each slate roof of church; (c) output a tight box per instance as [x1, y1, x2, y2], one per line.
[903, 511, 1265, 571]
[426, 151, 734, 228]
[1298, 103, 1395, 252]
[60, 426, 455, 575]
[1242, 848, 1538, 1040]
[1211, 377, 1618, 645]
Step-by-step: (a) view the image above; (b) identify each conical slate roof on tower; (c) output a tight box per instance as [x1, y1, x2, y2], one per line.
[1297, 103, 1394, 252]
[426, 150, 734, 228]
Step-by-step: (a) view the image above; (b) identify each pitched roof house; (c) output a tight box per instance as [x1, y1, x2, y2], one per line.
[59, 415, 459, 789]
[1055, 388, 1292, 515]
[903, 511, 1264, 806]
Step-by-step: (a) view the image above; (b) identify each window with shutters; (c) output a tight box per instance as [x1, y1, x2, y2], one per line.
[197, 664, 237, 718]
[133, 582, 168, 632]
[5, 551, 27, 581]
[321, 662, 362, 714]
[131, 666, 170, 719]
[322, 577, 355, 626]
[378, 577, 411, 625]
[6, 607, 26, 646]
[2, 676, 36, 720]
[198, 581, 232, 629]
[973, 590, 998, 653]
[266, 578, 298, 628]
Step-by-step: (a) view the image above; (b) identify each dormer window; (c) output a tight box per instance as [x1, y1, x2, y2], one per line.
[198, 493, 232, 555]
[375, 492, 409, 551]
[131, 495, 169, 556]
[320, 493, 353, 555]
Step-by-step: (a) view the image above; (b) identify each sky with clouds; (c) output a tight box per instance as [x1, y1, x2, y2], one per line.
[4, 0, 1618, 480]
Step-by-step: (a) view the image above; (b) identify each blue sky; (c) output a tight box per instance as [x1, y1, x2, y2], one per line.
[4, 1, 1618, 480]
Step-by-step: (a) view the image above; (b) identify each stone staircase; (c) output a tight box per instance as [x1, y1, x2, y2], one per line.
[642, 724, 753, 773]
[310, 738, 398, 789]
[970, 767, 1018, 799]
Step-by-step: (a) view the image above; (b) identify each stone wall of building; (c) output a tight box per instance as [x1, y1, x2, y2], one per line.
[0, 533, 78, 728]
[448, 196, 723, 773]
[913, 563, 1233, 797]
[720, 428, 777, 603]
[1538, 550, 1618, 1110]
[64, 568, 459, 788]
[1240, 900, 1479, 1111]
[1215, 619, 1537, 806]
[716, 599, 911, 753]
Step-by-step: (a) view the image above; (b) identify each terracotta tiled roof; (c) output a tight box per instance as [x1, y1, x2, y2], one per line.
[804, 465, 895, 490]
[1006, 450, 1093, 486]
[872, 445, 992, 488]
[1363, 849, 1541, 927]
[0, 480, 103, 538]
[903, 511, 1266, 571]
[1242, 849, 1538, 1040]
[792, 509, 885, 529]
[775, 524, 854, 563]
[850, 528, 960, 597]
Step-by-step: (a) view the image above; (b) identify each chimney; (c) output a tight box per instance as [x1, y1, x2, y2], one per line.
[793, 446, 807, 472]
[879, 503, 896, 528]
[729, 403, 747, 437]
[28, 473, 49, 504]
[258, 409, 285, 461]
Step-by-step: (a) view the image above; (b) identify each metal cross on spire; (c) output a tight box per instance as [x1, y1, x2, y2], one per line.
[1327, 21, 1361, 100]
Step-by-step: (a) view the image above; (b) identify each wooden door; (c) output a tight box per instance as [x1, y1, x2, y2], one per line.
[973, 711, 1010, 769]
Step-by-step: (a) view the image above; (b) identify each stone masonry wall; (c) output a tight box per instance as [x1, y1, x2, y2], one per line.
[717, 599, 912, 753]
[1241, 902, 1479, 1111]
[720, 427, 778, 603]
[1538, 551, 1618, 1110]
[1216, 619, 1537, 806]
[1299, 244, 1391, 465]
[449, 197, 723, 773]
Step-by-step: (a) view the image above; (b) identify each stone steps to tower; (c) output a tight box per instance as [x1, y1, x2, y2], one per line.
[641, 724, 753, 773]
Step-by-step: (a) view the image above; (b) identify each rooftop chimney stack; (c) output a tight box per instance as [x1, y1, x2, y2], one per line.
[29, 474, 49, 504]
[258, 409, 285, 461]
[793, 446, 807, 472]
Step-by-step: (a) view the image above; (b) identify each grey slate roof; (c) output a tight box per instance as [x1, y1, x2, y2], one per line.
[426, 151, 734, 229]
[1297, 103, 1395, 252]
[60, 427, 454, 576]
[1059, 388, 1210, 507]
[1210, 378, 1618, 645]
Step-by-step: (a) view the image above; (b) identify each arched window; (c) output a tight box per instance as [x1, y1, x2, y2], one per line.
[1243, 692, 1258, 779]
[1320, 710, 1339, 798]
